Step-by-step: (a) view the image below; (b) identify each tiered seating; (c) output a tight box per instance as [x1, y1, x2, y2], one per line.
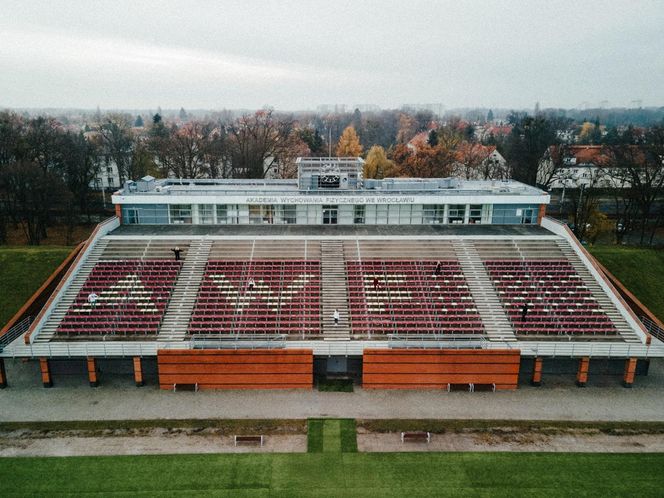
[189, 260, 321, 335]
[56, 259, 182, 337]
[346, 260, 484, 335]
[484, 259, 618, 337]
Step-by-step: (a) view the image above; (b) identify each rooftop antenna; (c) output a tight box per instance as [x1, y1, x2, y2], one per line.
[328, 127, 332, 157]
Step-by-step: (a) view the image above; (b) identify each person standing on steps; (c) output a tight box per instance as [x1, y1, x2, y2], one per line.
[247, 277, 255, 291]
[434, 261, 442, 276]
[521, 301, 529, 322]
[333, 309, 340, 326]
[171, 246, 182, 261]
[87, 292, 98, 309]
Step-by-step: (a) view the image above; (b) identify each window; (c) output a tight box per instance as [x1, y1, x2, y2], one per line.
[448, 204, 465, 224]
[423, 205, 445, 224]
[354, 205, 365, 224]
[521, 208, 535, 224]
[169, 204, 192, 224]
[249, 205, 274, 224]
[276, 205, 297, 224]
[199, 204, 214, 224]
[469, 204, 482, 224]
[216, 205, 228, 224]
[323, 205, 338, 224]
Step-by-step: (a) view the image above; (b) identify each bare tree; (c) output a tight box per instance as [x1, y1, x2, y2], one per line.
[98, 114, 134, 183]
[0, 161, 70, 245]
[603, 135, 664, 245]
[226, 110, 300, 179]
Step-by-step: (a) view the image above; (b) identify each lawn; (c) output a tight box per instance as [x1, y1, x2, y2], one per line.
[589, 245, 664, 321]
[2, 452, 664, 497]
[0, 246, 73, 327]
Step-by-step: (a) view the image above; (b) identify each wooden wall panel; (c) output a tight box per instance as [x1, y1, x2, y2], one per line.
[158, 349, 313, 390]
[363, 349, 521, 390]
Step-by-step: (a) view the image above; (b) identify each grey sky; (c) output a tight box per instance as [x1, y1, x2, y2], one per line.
[1, 0, 663, 110]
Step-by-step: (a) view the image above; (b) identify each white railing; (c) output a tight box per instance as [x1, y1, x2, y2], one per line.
[541, 216, 650, 343]
[640, 316, 664, 343]
[0, 340, 193, 358]
[496, 340, 664, 358]
[4, 336, 664, 359]
[387, 334, 488, 350]
[28, 217, 121, 344]
[0, 316, 33, 352]
[190, 334, 287, 350]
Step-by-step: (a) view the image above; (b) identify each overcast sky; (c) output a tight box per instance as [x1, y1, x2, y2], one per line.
[1, 0, 663, 111]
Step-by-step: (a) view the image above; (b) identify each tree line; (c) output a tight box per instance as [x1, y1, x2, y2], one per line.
[1, 107, 663, 246]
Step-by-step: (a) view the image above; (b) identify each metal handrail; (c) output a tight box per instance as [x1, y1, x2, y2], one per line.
[0, 316, 33, 352]
[640, 315, 664, 343]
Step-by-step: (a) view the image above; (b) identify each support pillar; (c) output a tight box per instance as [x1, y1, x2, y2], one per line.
[133, 357, 144, 387]
[87, 357, 98, 387]
[531, 357, 543, 386]
[623, 358, 637, 388]
[575, 357, 589, 387]
[0, 358, 7, 388]
[40, 358, 52, 388]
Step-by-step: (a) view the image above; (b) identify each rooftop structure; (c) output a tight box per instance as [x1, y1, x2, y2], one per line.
[113, 157, 549, 227]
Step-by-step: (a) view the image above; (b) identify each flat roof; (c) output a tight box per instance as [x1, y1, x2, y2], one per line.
[115, 177, 547, 198]
[109, 224, 552, 237]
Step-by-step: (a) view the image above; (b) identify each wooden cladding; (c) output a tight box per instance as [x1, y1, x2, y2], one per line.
[363, 349, 521, 390]
[157, 349, 313, 390]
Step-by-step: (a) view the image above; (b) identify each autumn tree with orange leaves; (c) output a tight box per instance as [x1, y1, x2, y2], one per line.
[392, 142, 456, 178]
[335, 126, 363, 157]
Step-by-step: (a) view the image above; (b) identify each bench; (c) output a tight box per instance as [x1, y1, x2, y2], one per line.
[234, 435, 264, 446]
[173, 383, 198, 392]
[400, 431, 431, 443]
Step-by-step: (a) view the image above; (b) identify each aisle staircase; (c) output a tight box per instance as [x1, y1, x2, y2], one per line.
[453, 240, 517, 342]
[158, 239, 212, 342]
[34, 239, 110, 343]
[320, 240, 351, 340]
[555, 240, 642, 343]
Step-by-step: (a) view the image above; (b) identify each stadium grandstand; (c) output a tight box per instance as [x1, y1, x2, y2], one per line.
[1, 157, 663, 391]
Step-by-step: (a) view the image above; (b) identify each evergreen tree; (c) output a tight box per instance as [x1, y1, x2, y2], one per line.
[427, 129, 438, 147]
[134, 115, 144, 128]
[487, 109, 494, 122]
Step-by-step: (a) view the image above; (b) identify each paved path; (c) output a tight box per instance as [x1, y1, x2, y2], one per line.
[2, 359, 664, 422]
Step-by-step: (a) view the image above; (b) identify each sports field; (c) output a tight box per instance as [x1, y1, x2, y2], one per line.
[2, 419, 664, 497]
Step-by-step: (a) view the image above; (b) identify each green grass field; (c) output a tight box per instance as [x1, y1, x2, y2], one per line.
[589, 245, 664, 321]
[0, 246, 73, 327]
[2, 419, 663, 496]
[2, 451, 664, 496]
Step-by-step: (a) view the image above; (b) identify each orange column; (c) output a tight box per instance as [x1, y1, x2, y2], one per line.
[40, 358, 52, 388]
[576, 357, 590, 387]
[115, 204, 122, 223]
[133, 357, 144, 387]
[531, 357, 543, 386]
[623, 358, 638, 388]
[0, 358, 6, 388]
[87, 357, 98, 387]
